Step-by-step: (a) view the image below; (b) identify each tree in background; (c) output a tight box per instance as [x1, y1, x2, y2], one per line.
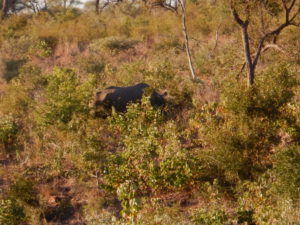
[152, 0, 198, 81]
[231, 0, 299, 86]
[1, 0, 15, 17]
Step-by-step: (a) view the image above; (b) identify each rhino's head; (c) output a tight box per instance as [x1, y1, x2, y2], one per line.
[150, 90, 168, 107]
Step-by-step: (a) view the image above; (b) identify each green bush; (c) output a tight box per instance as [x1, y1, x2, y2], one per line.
[0, 15, 27, 40]
[237, 143, 300, 225]
[191, 208, 229, 225]
[117, 180, 140, 222]
[16, 64, 45, 92]
[0, 36, 33, 60]
[271, 145, 300, 202]
[54, 8, 81, 22]
[28, 39, 53, 58]
[0, 199, 26, 225]
[236, 177, 299, 225]
[102, 99, 163, 191]
[44, 198, 74, 222]
[89, 36, 139, 54]
[9, 178, 39, 207]
[36, 67, 95, 126]
[197, 65, 298, 182]
[222, 65, 296, 119]
[236, 209, 255, 225]
[0, 114, 18, 153]
[1, 59, 25, 82]
[101, 98, 199, 193]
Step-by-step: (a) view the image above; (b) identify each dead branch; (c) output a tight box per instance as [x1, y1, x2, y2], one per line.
[262, 44, 286, 54]
[212, 24, 221, 51]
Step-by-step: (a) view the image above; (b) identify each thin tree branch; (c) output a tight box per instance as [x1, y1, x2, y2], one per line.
[178, 0, 196, 80]
[252, 0, 298, 69]
[262, 44, 286, 54]
[236, 62, 246, 81]
[232, 7, 246, 27]
[212, 24, 221, 51]
[237, 43, 287, 80]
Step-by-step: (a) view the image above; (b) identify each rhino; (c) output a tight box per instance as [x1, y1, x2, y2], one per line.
[91, 83, 167, 116]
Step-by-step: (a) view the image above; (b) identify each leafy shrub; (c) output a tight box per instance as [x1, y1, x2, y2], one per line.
[83, 209, 115, 225]
[191, 208, 229, 225]
[102, 98, 199, 193]
[136, 203, 189, 225]
[142, 60, 180, 93]
[9, 178, 39, 207]
[36, 67, 95, 126]
[0, 15, 27, 40]
[28, 39, 53, 58]
[0, 59, 25, 82]
[222, 65, 296, 119]
[236, 209, 255, 225]
[271, 145, 300, 202]
[0, 114, 18, 153]
[117, 180, 140, 222]
[44, 199, 74, 222]
[102, 99, 163, 191]
[237, 144, 300, 225]
[0, 199, 26, 225]
[236, 179, 295, 225]
[89, 36, 139, 54]
[54, 8, 81, 22]
[154, 36, 182, 51]
[76, 57, 105, 75]
[0, 36, 34, 60]
[197, 65, 298, 182]
[0, 80, 32, 118]
[16, 64, 45, 92]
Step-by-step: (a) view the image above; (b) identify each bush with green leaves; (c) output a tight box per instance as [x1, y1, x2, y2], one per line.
[0, 114, 18, 153]
[116, 180, 140, 223]
[271, 145, 300, 203]
[9, 178, 39, 207]
[102, 99, 163, 192]
[196, 64, 298, 182]
[0, 15, 27, 40]
[223, 65, 296, 120]
[28, 39, 53, 58]
[191, 208, 229, 225]
[0, 199, 26, 225]
[101, 97, 199, 194]
[36, 67, 95, 126]
[236, 175, 300, 225]
[89, 36, 139, 54]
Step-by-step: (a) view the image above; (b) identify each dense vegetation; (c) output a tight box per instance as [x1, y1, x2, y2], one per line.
[0, 0, 299, 224]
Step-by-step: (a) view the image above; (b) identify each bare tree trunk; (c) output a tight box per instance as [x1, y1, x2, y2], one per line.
[212, 25, 221, 51]
[240, 22, 255, 86]
[1, 0, 9, 17]
[95, 0, 100, 13]
[231, 0, 299, 86]
[178, 0, 196, 80]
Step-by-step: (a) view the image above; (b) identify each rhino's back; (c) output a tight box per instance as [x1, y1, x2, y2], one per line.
[105, 83, 149, 111]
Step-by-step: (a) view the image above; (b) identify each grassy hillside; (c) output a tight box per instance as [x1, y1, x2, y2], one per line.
[0, 0, 299, 224]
